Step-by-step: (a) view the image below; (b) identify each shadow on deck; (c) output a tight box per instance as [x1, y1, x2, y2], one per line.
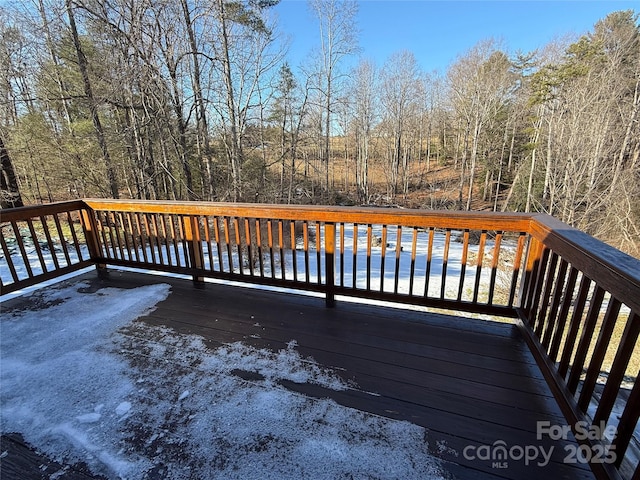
[1, 270, 595, 480]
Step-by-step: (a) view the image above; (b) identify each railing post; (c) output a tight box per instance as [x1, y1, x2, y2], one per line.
[80, 207, 108, 278]
[518, 236, 543, 319]
[325, 222, 336, 308]
[183, 215, 205, 285]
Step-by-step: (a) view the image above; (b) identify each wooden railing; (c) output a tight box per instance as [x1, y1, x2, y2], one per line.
[1, 199, 639, 480]
[81, 199, 532, 316]
[518, 214, 640, 480]
[0, 201, 94, 293]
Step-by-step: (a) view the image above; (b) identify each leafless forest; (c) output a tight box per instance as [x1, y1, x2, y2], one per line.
[0, 1, 638, 255]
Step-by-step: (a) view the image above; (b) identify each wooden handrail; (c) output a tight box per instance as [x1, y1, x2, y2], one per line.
[0, 201, 94, 294]
[529, 213, 640, 315]
[82, 198, 533, 230]
[0, 200, 87, 223]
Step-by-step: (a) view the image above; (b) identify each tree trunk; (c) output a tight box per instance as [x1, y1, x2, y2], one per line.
[66, 0, 119, 199]
[181, 0, 214, 200]
[217, 0, 242, 201]
[0, 136, 24, 208]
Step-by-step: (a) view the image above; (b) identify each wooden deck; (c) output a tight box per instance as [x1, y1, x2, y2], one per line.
[1, 269, 596, 480]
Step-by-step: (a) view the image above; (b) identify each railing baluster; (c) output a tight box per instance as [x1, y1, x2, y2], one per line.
[102, 212, 115, 259]
[278, 220, 285, 280]
[472, 231, 486, 304]
[159, 215, 172, 266]
[577, 297, 622, 411]
[352, 224, 358, 289]
[393, 226, 402, 295]
[534, 252, 559, 337]
[246, 218, 255, 277]
[380, 224, 387, 293]
[203, 216, 214, 272]
[289, 220, 297, 282]
[0, 227, 19, 283]
[594, 311, 639, 426]
[224, 217, 233, 274]
[567, 285, 606, 394]
[612, 346, 640, 468]
[65, 212, 83, 261]
[135, 213, 149, 264]
[366, 224, 372, 291]
[508, 233, 527, 307]
[183, 215, 204, 282]
[525, 246, 550, 327]
[457, 229, 469, 302]
[141, 214, 156, 264]
[112, 212, 126, 261]
[303, 221, 309, 284]
[549, 266, 579, 362]
[256, 219, 265, 278]
[12, 221, 33, 278]
[214, 217, 223, 272]
[440, 229, 451, 300]
[424, 227, 434, 297]
[169, 215, 181, 268]
[117, 212, 132, 262]
[40, 215, 60, 270]
[487, 232, 503, 305]
[125, 213, 141, 263]
[315, 221, 322, 285]
[339, 222, 345, 288]
[267, 219, 274, 278]
[409, 227, 418, 296]
[152, 214, 164, 265]
[26, 219, 47, 273]
[235, 218, 244, 276]
[557, 275, 591, 379]
[541, 258, 569, 349]
[54, 215, 71, 265]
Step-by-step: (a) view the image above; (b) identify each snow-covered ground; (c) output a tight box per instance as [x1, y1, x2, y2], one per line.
[0, 281, 450, 479]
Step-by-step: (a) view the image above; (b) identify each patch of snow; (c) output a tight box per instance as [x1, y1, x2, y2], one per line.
[1, 281, 450, 480]
[115, 402, 132, 416]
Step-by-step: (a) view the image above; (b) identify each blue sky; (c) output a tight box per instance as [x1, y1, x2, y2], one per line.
[273, 1, 640, 73]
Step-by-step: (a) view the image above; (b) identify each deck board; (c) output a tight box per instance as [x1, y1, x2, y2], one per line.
[0, 269, 596, 480]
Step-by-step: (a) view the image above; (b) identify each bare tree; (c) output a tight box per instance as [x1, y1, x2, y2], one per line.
[379, 51, 422, 199]
[447, 40, 515, 210]
[350, 59, 377, 202]
[308, 0, 358, 193]
[65, 0, 119, 198]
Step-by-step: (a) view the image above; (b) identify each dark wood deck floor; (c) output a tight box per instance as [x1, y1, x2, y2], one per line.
[1, 269, 595, 480]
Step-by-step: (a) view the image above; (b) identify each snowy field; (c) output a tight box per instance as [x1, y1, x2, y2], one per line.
[0, 281, 451, 480]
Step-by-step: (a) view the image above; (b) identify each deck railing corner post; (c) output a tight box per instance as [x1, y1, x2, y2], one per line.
[79, 206, 108, 278]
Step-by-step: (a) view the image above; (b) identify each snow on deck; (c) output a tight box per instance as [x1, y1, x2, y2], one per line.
[0, 281, 450, 480]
